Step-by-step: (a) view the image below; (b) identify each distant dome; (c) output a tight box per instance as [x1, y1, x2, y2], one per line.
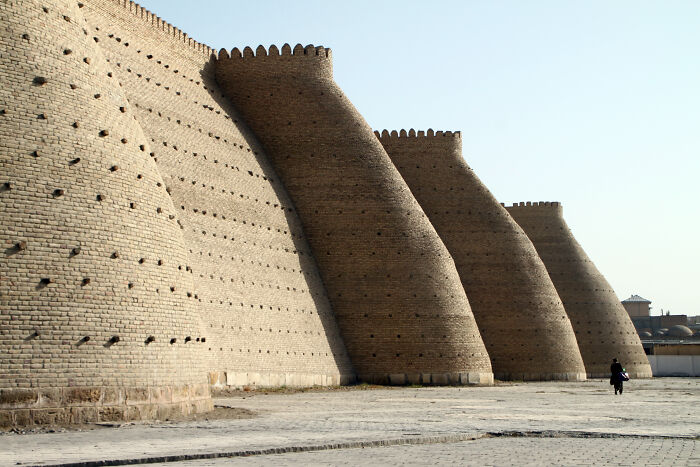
[659, 328, 669, 333]
[639, 331, 652, 338]
[653, 330, 666, 337]
[667, 325, 693, 338]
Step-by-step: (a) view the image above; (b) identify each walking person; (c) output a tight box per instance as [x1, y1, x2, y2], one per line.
[610, 358, 624, 395]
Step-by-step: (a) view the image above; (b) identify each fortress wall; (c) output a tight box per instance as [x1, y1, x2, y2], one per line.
[0, 0, 211, 427]
[378, 130, 586, 381]
[506, 202, 652, 378]
[215, 46, 493, 385]
[81, 0, 354, 387]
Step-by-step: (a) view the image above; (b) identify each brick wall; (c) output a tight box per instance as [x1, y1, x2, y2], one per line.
[506, 202, 652, 378]
[215, 46, 493, 385]
[0, 0, 211, 427]
[378, 130, 586, 381]
[82, 0, 355, 387]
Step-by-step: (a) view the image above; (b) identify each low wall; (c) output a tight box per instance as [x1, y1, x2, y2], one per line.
[647, 355, 700, 377]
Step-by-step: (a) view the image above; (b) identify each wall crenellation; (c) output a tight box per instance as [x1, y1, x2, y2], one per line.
[375, 129, 462, 139]
[221, 44, 332, 60]
[217, 44, 333, 79]
[509, 201, 561, 207]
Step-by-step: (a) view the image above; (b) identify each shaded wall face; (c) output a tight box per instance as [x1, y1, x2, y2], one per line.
[0, 0, 210, 426]
[82, 0, 354, 386]
[622, 302, 649, 318]
[506, 203, 652, 378]
[215, 48, 493, 385]
[378, 131, 586, 381]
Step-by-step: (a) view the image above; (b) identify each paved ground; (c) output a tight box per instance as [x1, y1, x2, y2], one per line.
[148, 437, 698, 466]
[1, 378, 698, 466]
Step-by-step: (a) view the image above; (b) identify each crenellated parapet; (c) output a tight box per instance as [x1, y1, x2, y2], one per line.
[217, 43, 333, 79]
[509, 201, 561, 208]
[374, 129, 462, 139]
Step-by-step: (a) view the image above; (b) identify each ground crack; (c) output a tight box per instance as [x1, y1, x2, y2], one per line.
[485, 430, 697, 441]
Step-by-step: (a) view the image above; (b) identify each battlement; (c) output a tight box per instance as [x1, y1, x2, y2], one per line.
[374, 129, 461, 139]
[216, 43, 333, 79]
[507, 201, 561, 208]
[95, 0, 214, 57]
[219, 43, 332, 60]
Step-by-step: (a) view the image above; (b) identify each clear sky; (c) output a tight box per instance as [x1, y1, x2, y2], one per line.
[139, 0, 699, 316]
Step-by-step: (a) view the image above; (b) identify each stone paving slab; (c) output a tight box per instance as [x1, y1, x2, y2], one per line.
[1, 378, 697, 466]
[148, 437, 700, 466]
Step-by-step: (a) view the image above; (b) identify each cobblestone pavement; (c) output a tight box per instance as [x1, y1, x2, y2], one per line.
[149, 437, 699, 466]
[1, 378, 698, 466]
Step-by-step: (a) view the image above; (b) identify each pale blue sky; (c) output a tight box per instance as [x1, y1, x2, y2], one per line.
[139, 0, 699, 316]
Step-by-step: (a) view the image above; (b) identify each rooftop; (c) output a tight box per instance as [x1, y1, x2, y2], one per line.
[622, 294, 651, 303]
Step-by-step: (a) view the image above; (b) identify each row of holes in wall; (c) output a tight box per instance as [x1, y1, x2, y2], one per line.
[191, 292, 326, 312]
[184, 257, 327, 304]
[23, 331, 203, 345]
[7, 157, 171, 206]
[576, 330, 637, 335]
[130, 101, 261, 158]
[215, 326, 323, 337]
[191, 249, 311, 277]
[173, 176, 294, 218]
[149, 135, 277, 194]
[21, 179, 176, 222]
[178, 201, 301, 242]
[193, 256, 323, 293]
[34, 276, 189, 295]
[208, 348, 340, 357]
[194, 270, 311, 296]
[186, 226, 311, 258]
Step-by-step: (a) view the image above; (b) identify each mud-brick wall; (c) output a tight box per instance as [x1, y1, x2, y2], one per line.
[0, 0, 211, 427]
[378, 130, 586, 381]
[216, 45, 493, 385]
[83, 0, 354, 387]
[506, 202, 652, 378]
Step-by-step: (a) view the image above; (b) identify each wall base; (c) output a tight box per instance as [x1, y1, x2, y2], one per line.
[0, 384, 212, 428]
[358, 372, 494, 386]
[494, 372, 587, 382]
[209, 371, 357, 388]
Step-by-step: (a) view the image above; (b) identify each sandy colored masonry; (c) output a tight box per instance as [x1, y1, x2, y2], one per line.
[0, 0, 647, 427]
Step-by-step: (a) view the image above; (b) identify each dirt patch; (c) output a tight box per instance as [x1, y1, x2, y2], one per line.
[211, 383, 394, 398]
